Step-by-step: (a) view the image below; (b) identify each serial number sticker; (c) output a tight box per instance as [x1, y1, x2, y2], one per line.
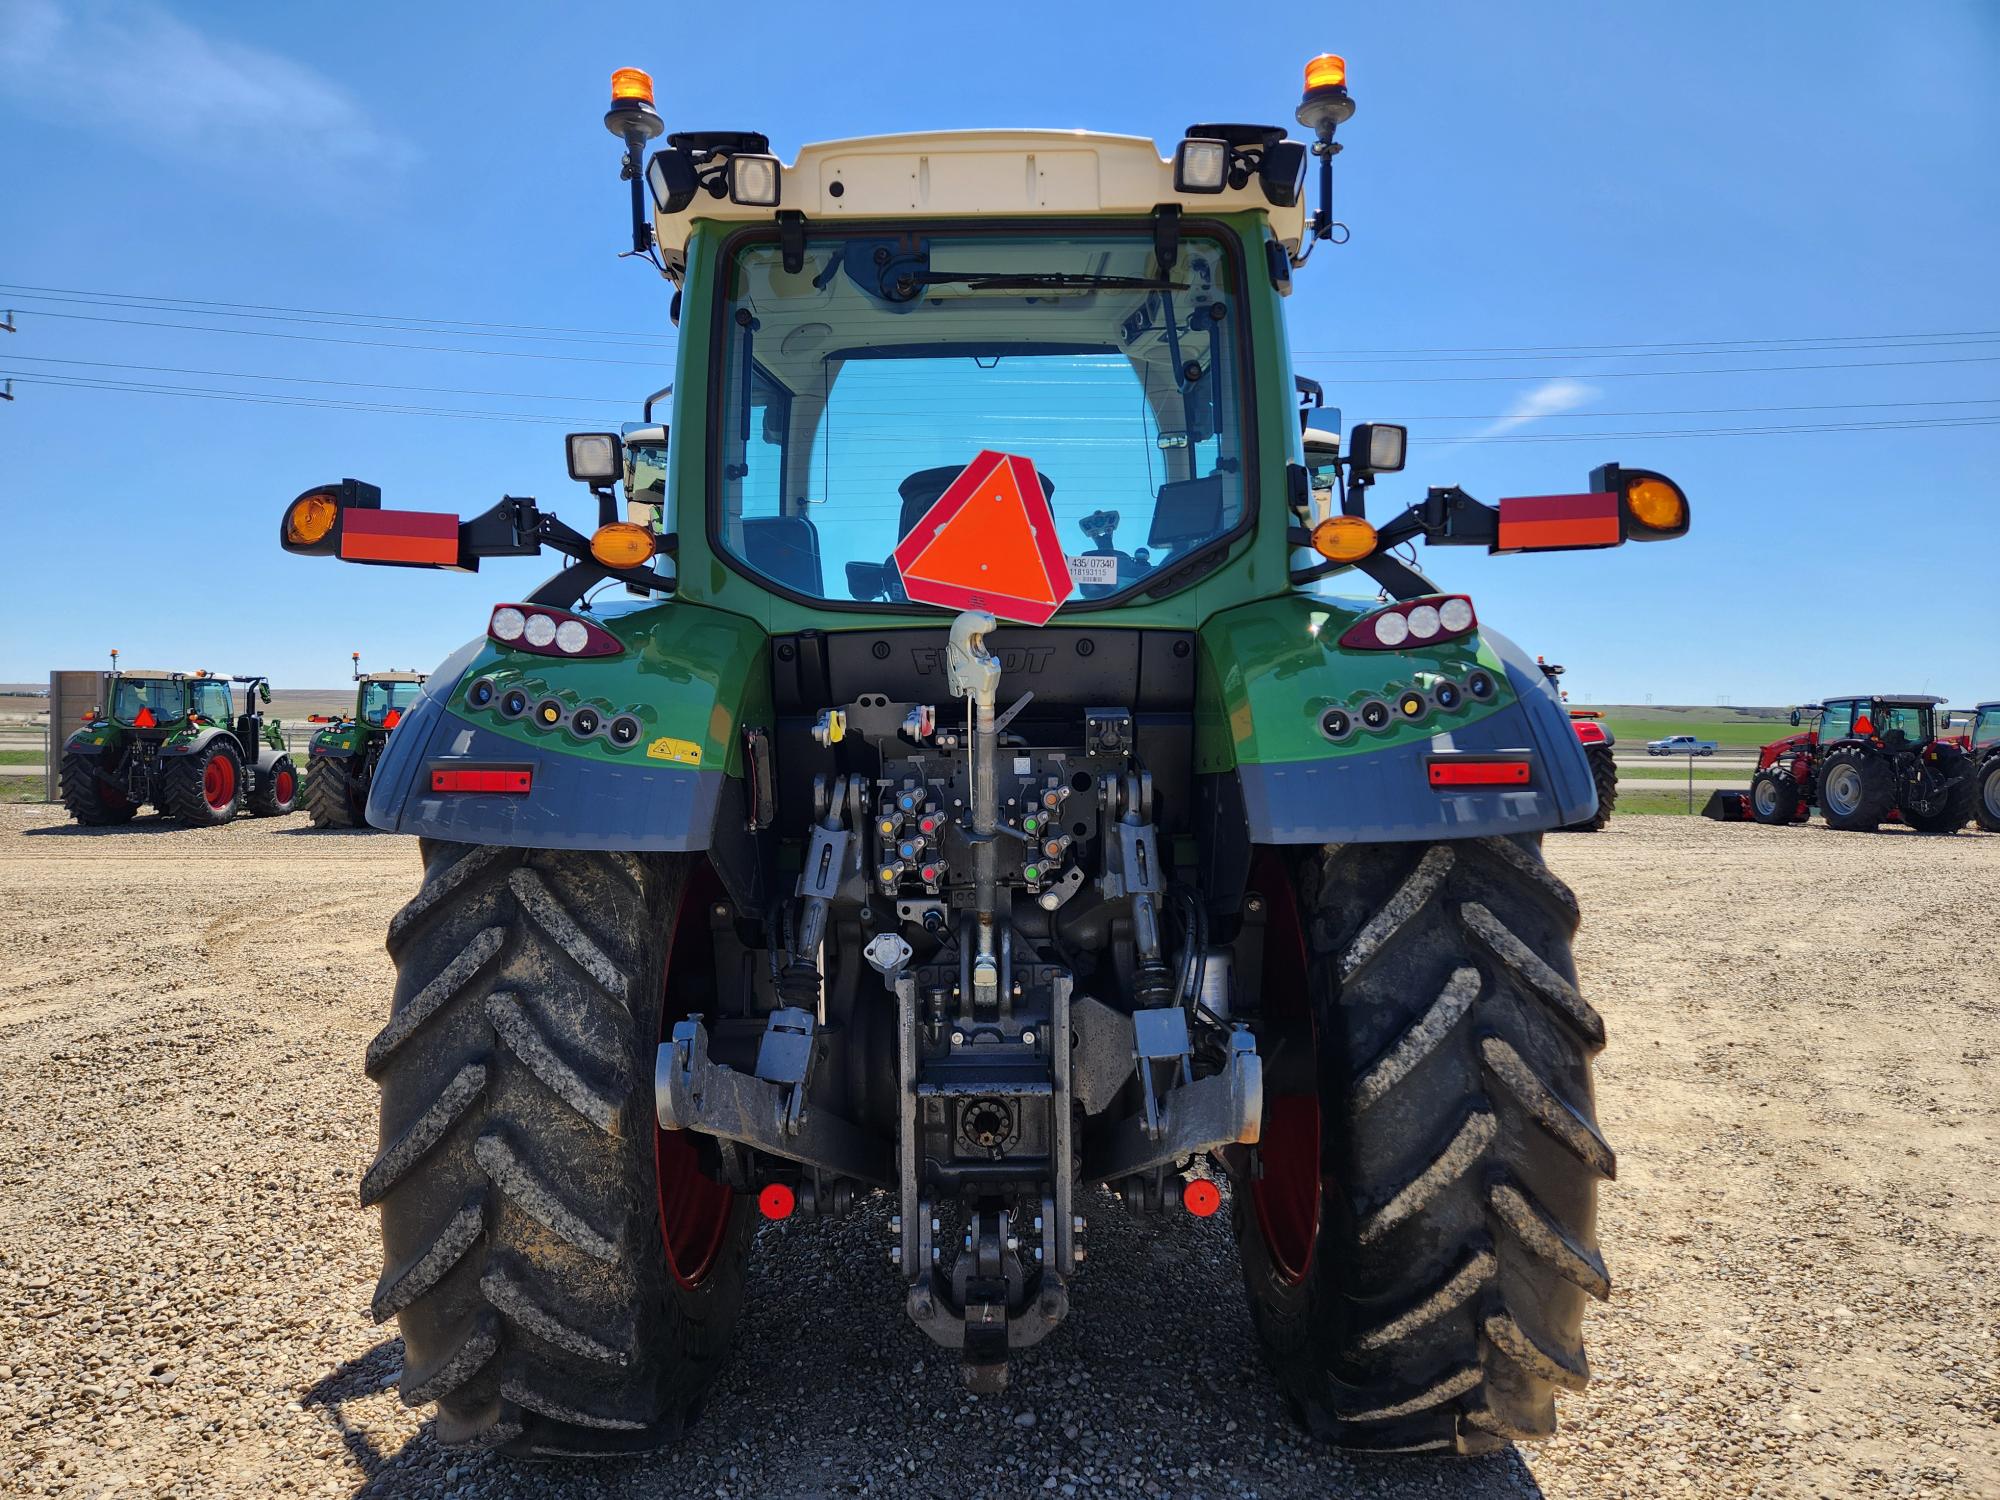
[1066, 552, 1119, 585]
[646, 736, 702, 766]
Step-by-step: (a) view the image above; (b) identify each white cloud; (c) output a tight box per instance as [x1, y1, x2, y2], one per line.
[0, 0, 412, 170]
[1472, 377, 1597, 439]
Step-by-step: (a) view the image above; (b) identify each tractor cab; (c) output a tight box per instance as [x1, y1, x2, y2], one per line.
[106, 672, 189, 733]
[1815, 695, 1942, 748]
[359, 674, 425, 729]
[1969, 702, 2000, 751]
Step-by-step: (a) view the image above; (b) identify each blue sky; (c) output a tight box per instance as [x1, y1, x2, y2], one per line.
[2, 1, 1995, 705]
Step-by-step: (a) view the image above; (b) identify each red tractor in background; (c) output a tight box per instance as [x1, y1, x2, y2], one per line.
[1539, 658, 1618, 830]
[1722, 695, 1979, 832]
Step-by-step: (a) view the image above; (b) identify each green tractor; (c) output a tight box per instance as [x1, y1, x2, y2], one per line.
[279, 56, 1691, 1458]
[304, 653, 429, 828]
[59, 655, 297, 827]
[1974, 702, 2000, 833]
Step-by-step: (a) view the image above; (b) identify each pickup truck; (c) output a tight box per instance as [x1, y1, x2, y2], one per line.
[1647, 733, 1719, 756]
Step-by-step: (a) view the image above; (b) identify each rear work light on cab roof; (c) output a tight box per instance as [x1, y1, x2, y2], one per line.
[1339, 594, 1476, 650]
[487, 604, 623, 658]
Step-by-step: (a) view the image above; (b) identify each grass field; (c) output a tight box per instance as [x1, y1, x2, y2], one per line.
[1617, 764, 1747, 782]
[1595, 704, 1794, 750]
[1616, 787, 1710, 816]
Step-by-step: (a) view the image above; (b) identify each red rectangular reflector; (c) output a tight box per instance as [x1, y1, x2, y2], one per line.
[1427, 758, 1532, 788]
[431, 766, 532, 794]
[341, 508, 461, 566]
[1495, 492, 1622, 553]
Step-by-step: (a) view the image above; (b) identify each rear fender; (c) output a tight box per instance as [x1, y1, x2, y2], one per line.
[310, 722, 364, 760]
[1195, 595, 1595, 843]
[365, 601, 773, 862]
[157, 724, 239, 760]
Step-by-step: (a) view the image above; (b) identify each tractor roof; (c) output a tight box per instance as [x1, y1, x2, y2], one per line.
[114, 669, 179, 680]
[652, 129, 1306, 262]
[363, 672, 427, 684]
[1823, 693, 1945, 707]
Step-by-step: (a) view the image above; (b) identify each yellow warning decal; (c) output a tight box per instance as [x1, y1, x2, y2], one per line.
[646, 736, 702, 766]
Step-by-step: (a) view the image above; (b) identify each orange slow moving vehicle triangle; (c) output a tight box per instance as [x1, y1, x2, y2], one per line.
[892, 451, 1074, 625]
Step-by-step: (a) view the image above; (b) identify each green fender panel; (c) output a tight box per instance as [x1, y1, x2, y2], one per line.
[1195, 593, 1514, 771]
[367, 600, 773, 853]
[438, 600, 772, 775]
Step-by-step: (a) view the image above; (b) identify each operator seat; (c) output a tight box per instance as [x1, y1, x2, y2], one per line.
[895, 464, 1057, 541]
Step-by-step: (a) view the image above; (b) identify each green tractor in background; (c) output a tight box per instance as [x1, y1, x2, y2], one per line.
[279, 56, 1693, 1459]
[59, 653, 297, 827]
[304, 653, 428, 829]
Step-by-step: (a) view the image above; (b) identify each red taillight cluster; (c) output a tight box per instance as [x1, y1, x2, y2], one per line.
[1572, 720, 1609, 746]
[1338, 595, 1477, 651]
[487, 603, 623, 658]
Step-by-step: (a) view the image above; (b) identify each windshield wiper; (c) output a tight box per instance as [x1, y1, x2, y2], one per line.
[887, 270, 1189, 294]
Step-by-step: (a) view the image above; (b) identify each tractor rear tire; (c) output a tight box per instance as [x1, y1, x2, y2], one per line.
[1236, 836, 1613, 1454]
[160, 740, 244, 827]
[1749, 768, 1801, 825]
[1977, 755, 2000, 834]
[364, 841, 753, 1455]
[58, 753, 138, 826]
[304, 756, 365, 829]
[247, 756, 299, 817]
[1899, 754, 1977, 834]
[1560, 746, 1617, 832]
[1817, 744, 1893, 832]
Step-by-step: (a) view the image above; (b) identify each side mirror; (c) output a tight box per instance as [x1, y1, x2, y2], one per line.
[621, 425, 669, 513]
[1789, 709, 1802, 727]
[259, 683, 272, 704]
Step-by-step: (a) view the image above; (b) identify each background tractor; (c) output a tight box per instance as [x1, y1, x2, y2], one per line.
[59, 658, 296, 827]
[304, 654, 428, 828]
[1536, 659, 1617, 831]
[1969, 701, 2000, 832]
[1736, 696, 1977, 832]
[278, 58, 1690, 1459]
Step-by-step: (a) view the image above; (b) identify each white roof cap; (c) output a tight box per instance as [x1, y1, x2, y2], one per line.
[653, 129, 1305, 261]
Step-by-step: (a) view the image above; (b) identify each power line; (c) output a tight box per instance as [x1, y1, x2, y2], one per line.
[1295, 352, 2000, 385]
[1383, 397, 2000, 422]
[1423, 414, 2000, 445]
[2, 290, 679, 350]
[10, 354, 1998, 426]
[2, 354, 631, 407]
[1292, 336, 2000, 365]
[0, 282, 676, 344]
[3, 372, 604, 424]
[7, 281, 1996, 359]
[10, 310, 673, 367]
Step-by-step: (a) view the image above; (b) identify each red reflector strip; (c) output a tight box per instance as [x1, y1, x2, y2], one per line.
[340, 508, 461, 565]
[1495, 492, 1621, 552]
[430, 766, 532, 794]
[1428, 758, 1532, 788]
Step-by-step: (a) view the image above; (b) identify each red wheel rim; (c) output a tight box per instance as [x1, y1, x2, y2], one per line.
[1251, 850, 1321, 1285]
[203, 754, 236, 810]
[274, 768, 296, 804]
[655, 861, 735, 1288]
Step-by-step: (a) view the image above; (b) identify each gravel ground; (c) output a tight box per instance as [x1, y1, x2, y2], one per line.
[1, 805, 1994, 1499]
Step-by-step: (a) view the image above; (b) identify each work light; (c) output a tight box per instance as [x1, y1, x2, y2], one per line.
[729, 154, 782, 207]
[566, 432, 623, 484]
[1173, 139, 1229, 193]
